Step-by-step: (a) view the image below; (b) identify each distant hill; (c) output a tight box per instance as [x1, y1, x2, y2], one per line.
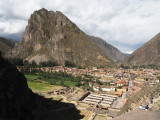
[87, 35, 126, 62]
[126, 33, 160, 65]
[0, 37, 16, 56]
[6, 8, 115, 67]
[124, 53, 130, 56]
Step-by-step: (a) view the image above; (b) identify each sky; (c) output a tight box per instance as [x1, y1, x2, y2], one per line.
[0, 0, 160, 54]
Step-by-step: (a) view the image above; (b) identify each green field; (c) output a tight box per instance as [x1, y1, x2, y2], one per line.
[27, 81, 53, 91]
[25, 74, 76, 87]
[25, 74, 42, 79]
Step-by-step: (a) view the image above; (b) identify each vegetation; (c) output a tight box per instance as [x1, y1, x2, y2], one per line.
[117, 86, 123, 89]
[105, 82, 112, 86]
[24, 70, 90, 88]
[65, 60, 76, 67]
[120, 64, 160, 69]
[39, 60, 58, 67]
[120, 64, 130, 69]
[96, 79, 102, 85]
[27, 81, 53, 91]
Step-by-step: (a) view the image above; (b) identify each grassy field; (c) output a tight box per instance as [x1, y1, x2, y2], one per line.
[25, 74, 42, 80]
[25, 74, 76, 87]
[27, 81, 54, 91]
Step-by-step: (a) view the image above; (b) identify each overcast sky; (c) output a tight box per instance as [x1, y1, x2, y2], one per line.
[0, 0, 160, 53]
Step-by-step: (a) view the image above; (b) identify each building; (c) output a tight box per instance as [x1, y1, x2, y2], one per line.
[93, 84, 100, 91]
[100, 85, 116, 92]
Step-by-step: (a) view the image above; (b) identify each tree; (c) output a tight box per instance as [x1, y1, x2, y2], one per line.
[96, 79, 101, 85]
[60, 80, 64, 86]
[157, 76, 160, 80]
[31, 60, 37, 67]
[65, 60, 76, 67]
[75, 80, 81, 87]
[24, 60, 29, 66]
[120, 64, 124, 68]
[118, 86, 123, 89]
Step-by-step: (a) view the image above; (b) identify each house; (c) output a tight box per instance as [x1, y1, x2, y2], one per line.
[117, 86, 128, 92]
[93, 84, 100, 91]
[100, 85, 116, 92]
[155, 79, 160, 83]
[88, 82, 92, 87]
[116, 80, 126, 86]
[114, 91, 122, 97]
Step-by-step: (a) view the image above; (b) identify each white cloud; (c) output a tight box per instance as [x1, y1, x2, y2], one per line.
[0, 0, 160, 52]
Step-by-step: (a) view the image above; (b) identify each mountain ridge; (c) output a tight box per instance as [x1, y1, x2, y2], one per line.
[126, 32, 160, 65]
[0, 37, 16, 56]
[87, 35, 126, 62]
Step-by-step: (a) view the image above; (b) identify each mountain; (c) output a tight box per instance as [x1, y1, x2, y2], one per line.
[0, 53, 82, 120]
[124, 53, 131, 56]
[126, 33, 160, 65]
[87, 35, 126, 62]
[6, 8, 115, 67]
[0, 37, 16, 56]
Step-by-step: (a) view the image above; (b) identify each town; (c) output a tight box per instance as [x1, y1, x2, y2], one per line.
[20, 65, 160, 120]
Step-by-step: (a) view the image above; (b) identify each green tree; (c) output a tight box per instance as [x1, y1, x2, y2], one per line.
[60, 80, 64, 86]
[65, 60, 75, 67]
[96, 79, 101, 85]
[31, 60, 37, 67]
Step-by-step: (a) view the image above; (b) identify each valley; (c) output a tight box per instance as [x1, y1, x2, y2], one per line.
[1, 6, 160, 120]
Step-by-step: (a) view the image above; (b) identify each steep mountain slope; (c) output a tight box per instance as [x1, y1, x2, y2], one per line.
[7, 8, 114, 67]
[87, 35, 126, 62]
[0, 37, 16, 56]
[113, 110, 160, 120]
[0, 53, 82, 120]
[126, 33, 160, 65]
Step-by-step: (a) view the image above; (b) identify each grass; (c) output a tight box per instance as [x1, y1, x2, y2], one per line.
[25, 74, 42, 79]
[25, 74, 77, 87]
[27, 81, 54, 91]
[63, 81, 76, 87]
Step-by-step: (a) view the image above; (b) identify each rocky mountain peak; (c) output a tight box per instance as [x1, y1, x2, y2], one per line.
[6, 8, 115, 67]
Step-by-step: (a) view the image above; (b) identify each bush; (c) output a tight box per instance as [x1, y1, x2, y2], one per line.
[65, 60, 76, 67]
[39, 60, 58, 67]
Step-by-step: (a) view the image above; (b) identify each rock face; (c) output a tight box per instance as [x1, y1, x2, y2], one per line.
[0, 53, 81, 120]
[0, 37, 16, 56]
[0, 53, 36, 119]
[87, 35, 126, 62]
[126, 33, 160, 65]
[7, 8, 115, 67]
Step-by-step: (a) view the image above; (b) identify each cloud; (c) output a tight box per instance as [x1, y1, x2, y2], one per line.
[1, 0, 160, 52]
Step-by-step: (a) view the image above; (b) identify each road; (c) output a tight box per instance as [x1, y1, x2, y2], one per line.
[128, 80, 133, 94]
[112, 92, 126, 109]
